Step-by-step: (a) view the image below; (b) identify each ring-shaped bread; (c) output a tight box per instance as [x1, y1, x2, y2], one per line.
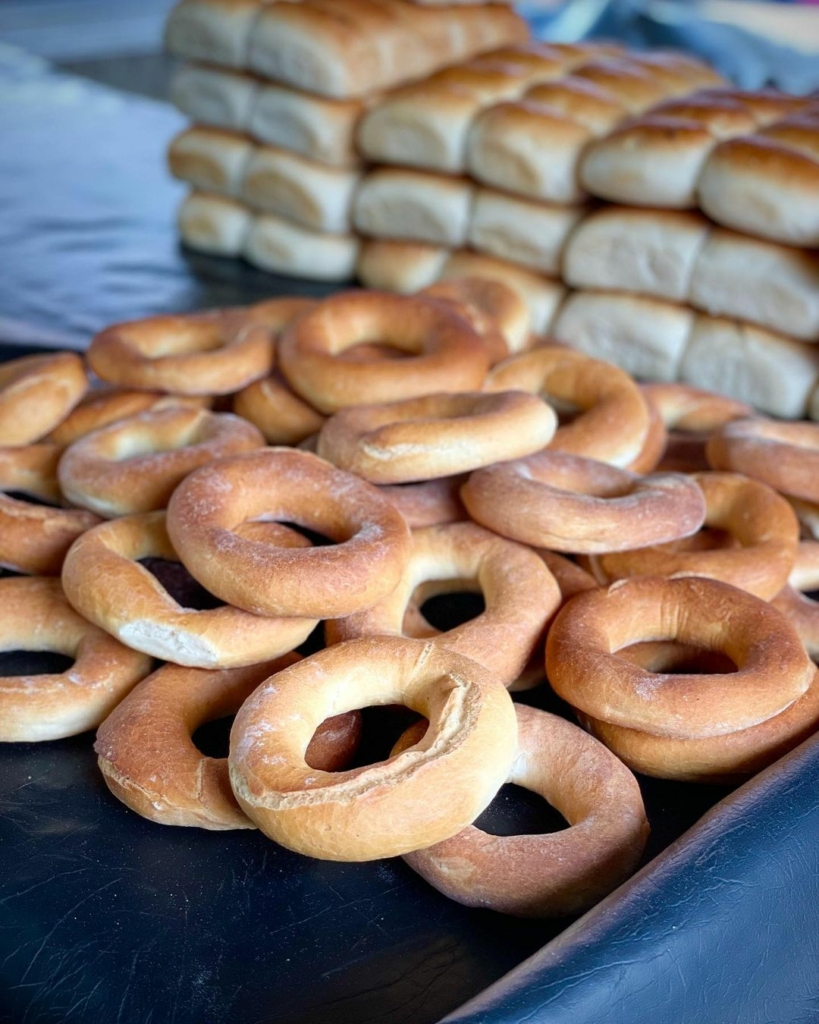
[317, 391, 558, 484]
[484, 345, 650, 468]
[378, 474, 469, 528]
[0, 577, 152, 742]
[0, 444, 102, 575]
[86, 301, 305, 395]
[641, 383, 751, 433]
[62, 512, 319, 668]
[589, 471, 799, 599]
[395, 704, 649, 917]
[421, 277, 532, 362]
[95, 657, 362, 829]
[545, 575, 814, 740]
[49, 389, 211, 446]
[625, 397, 667, 474]
[166, 448, 412, 619]
[227, 636, 518, 861]
[233, 371, 326, 446]
[0, 353, 87, 445]
[58, 406, 265, 518]
[278, 291, 490, 414]
[461, 451, 706, 553]
[327, 523, 561, 687]
[707, 418, 819, 504]
[580, 656, 819, 784]
[772, 541, 819, 661]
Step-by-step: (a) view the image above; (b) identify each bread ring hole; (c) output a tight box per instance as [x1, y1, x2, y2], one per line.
[139, 557, 225, 611]
[131, 322, 227, 358]
[335, 705, 428, 772]
[241, 518, 333, 548]
[545, 395, 584, 427]
[108, 416, 213, 460]
[4, 490, 62, 509]
[404, 579, 486, 636]
[193, 712, 362, 772]
[338, 342, 411, 362]
[474, 782, 569, 837]
[0, 650, 74, 676]
[617, 640, 738, 675]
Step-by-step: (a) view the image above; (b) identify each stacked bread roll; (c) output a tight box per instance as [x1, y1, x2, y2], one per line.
[165, 0, 529, 279]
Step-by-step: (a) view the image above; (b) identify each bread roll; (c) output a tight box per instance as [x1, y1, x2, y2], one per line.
[689, 229, 819, 341]
[523, 76, 627, 134]
[571, 58, 670, 113]
[469, 188, 587, 274]
[168, 127, 254, 197]
[649, 94, 757, 137]
[353, 169, 474, 247]
[466, 100, 592, 203]
[553, 291, 695, 382]
[248, 83, 364, 167]
[563, 208, 711, 302]
[356, 240, 449, 293]
[697, 136, 819, 247]
[440, 252, 566, 334]
[240, 145, 360, 233]
[165, 0, 260, 67]
[170, 63, 259, 131]
[178, 191, 252, 256]
[243, 213, 360, 281]
[680, 316, 819, 419]
[580, 116, 717, 208]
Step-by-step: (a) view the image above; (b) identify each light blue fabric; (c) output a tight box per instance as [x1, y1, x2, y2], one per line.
[518, 0, 819, 93]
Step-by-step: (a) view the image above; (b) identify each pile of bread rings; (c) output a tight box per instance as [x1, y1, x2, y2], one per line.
[2, 278, 819, 919]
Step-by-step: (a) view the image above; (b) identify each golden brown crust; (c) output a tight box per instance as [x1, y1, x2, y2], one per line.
[706, 418, 819, 503]
[228, 636, 518, 861]
[545, 575, 814, 739]
[399, 704, 649, 916]
[278, 291, 489, 414]
[95, 656, 362, 829]
[590, 471, 799, 600]
[327, 522, 561, 686]
[462, 451, 705, 553]
[62, 512, 318, 669]
[166, 447, 412, 619]
[0, 577, 151, 742]
[317, 390, 557, 484]
[233, 372, 326, 445]
[49, 389, 212, 447]
[378, 474, 469, 528]
[57, 406, 265, 518]
[88, 307, 276, 395]
[0, 353, 87, 445]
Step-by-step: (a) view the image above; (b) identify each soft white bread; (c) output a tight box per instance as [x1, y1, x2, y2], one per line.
[579, 116, 717, 208]
[680, 315, 819, 419]
[523, 76, 627, 134]
[168, 127, 254, 197]
[440, 251, 566, 334]
[689, 229, 819, 341]
[356, 240, 449, 293]
[563, 208, 711, 302]
[466, 100, 592, 204]
[178, 191, 252, 256]
[553, 291, 695, 382]
[697, 135, 819, 246]
[243, 213, 360, 281]
[247, 2, 393, 99]
[165, 0, 261, 67]
[248, 82, 364, 167]
[240, 145, 360, 233]
[469, 188, 587, 274]
[357, 84, 486, 174]
[353, 169, 474, 247]
[357, 59, 536, 174]
[170, 63, 259, 131]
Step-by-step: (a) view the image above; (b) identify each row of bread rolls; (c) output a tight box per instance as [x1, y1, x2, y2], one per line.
[4, 286, 819, 916]
[164, 0, 529, 99]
